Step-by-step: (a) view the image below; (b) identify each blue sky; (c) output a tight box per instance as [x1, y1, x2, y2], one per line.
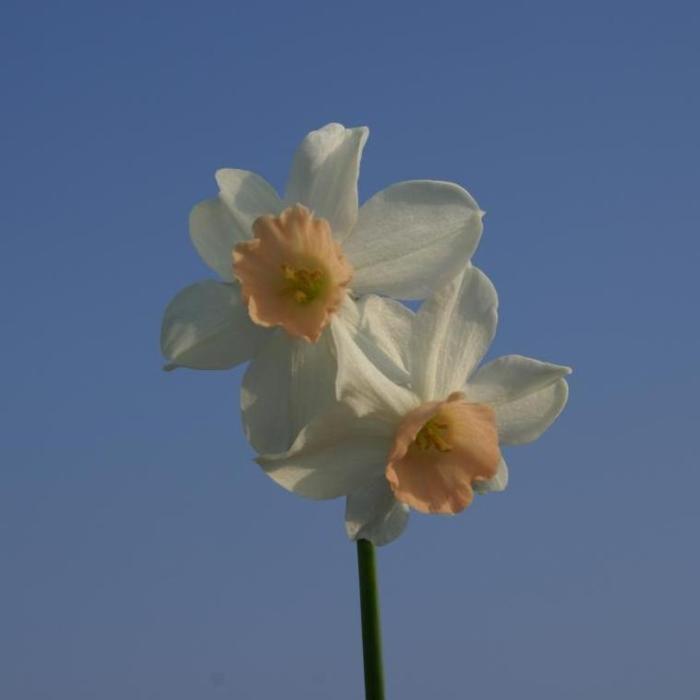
[1, 1, 698, 698]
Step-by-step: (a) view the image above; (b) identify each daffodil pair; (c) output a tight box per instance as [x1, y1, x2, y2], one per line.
[161, 122, 570, 547]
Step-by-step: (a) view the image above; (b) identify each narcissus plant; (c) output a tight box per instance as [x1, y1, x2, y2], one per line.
[160, 123, 571, 700]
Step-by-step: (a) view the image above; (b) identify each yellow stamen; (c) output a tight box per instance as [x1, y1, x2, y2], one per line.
[280, 263, 326, 305]
[414, 417, 452, 452]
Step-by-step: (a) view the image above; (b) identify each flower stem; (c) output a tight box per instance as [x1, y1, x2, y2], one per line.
[356, 538, 386, 700]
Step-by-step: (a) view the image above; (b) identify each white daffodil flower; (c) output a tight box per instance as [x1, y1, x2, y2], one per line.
[257, 266, 571, 546]
[161, 123, 484, 453]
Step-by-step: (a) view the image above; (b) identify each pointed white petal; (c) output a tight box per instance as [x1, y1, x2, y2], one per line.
[467, 355, 572, 404]
[257, 405, 392, 499]
[335, 292, 361, 328]
[161, 281, 268, 370]
[345, 476, 410, 546]
[410, 266, 498, 401]
[346, 180, 483, 299]
[354, 295, 413, 375]
[241, 332, 294, 454]
[241, 329, 338, 454]
[190, 170, 282, 280]
[284, 123, 369, 237]
[473, 457, 509, 494]
[336, 296, 411, 385]
[331, 316, 419, 421]
[494, 378, 570, 445]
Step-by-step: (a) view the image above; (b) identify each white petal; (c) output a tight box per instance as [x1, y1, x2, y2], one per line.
[354, 295, 413, 375]
[335, 292, 361, 328]
[161, 281, 268, 370]
[346, 180, 483, 299]
[410, 266, 498, 401]
[284, 123, 368, 237]
[345, 477, 409, 546]
[473, 457, 509, 494]
[257, 405, 392, 499]
[466, 355, 572, 404]
[190, 170, 282, 280]
[241, 329, 338, 454]
[337, 296, 410, 385]
[494, 378, 570, 445]
[331, 316, 419, 421]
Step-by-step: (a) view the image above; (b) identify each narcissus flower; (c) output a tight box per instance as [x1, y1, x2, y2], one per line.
[257, 266, 571, 546]
[161, 123, 484, 453]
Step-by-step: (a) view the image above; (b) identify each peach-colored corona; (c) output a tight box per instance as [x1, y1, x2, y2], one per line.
[386, 392, 501, 514]
[233, 205, 353, 342]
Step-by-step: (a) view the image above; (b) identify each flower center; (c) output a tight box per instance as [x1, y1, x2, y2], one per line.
[385, 396, 501, 514]
[413, 416, 452, 452]
[232, 205, 354, 343]
[281, 264, 327, 305]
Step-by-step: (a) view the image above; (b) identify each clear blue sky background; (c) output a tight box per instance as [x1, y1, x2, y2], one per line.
[1, 1, 698, 698]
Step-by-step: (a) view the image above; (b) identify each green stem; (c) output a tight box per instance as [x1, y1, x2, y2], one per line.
[356, 538, 386, 700]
